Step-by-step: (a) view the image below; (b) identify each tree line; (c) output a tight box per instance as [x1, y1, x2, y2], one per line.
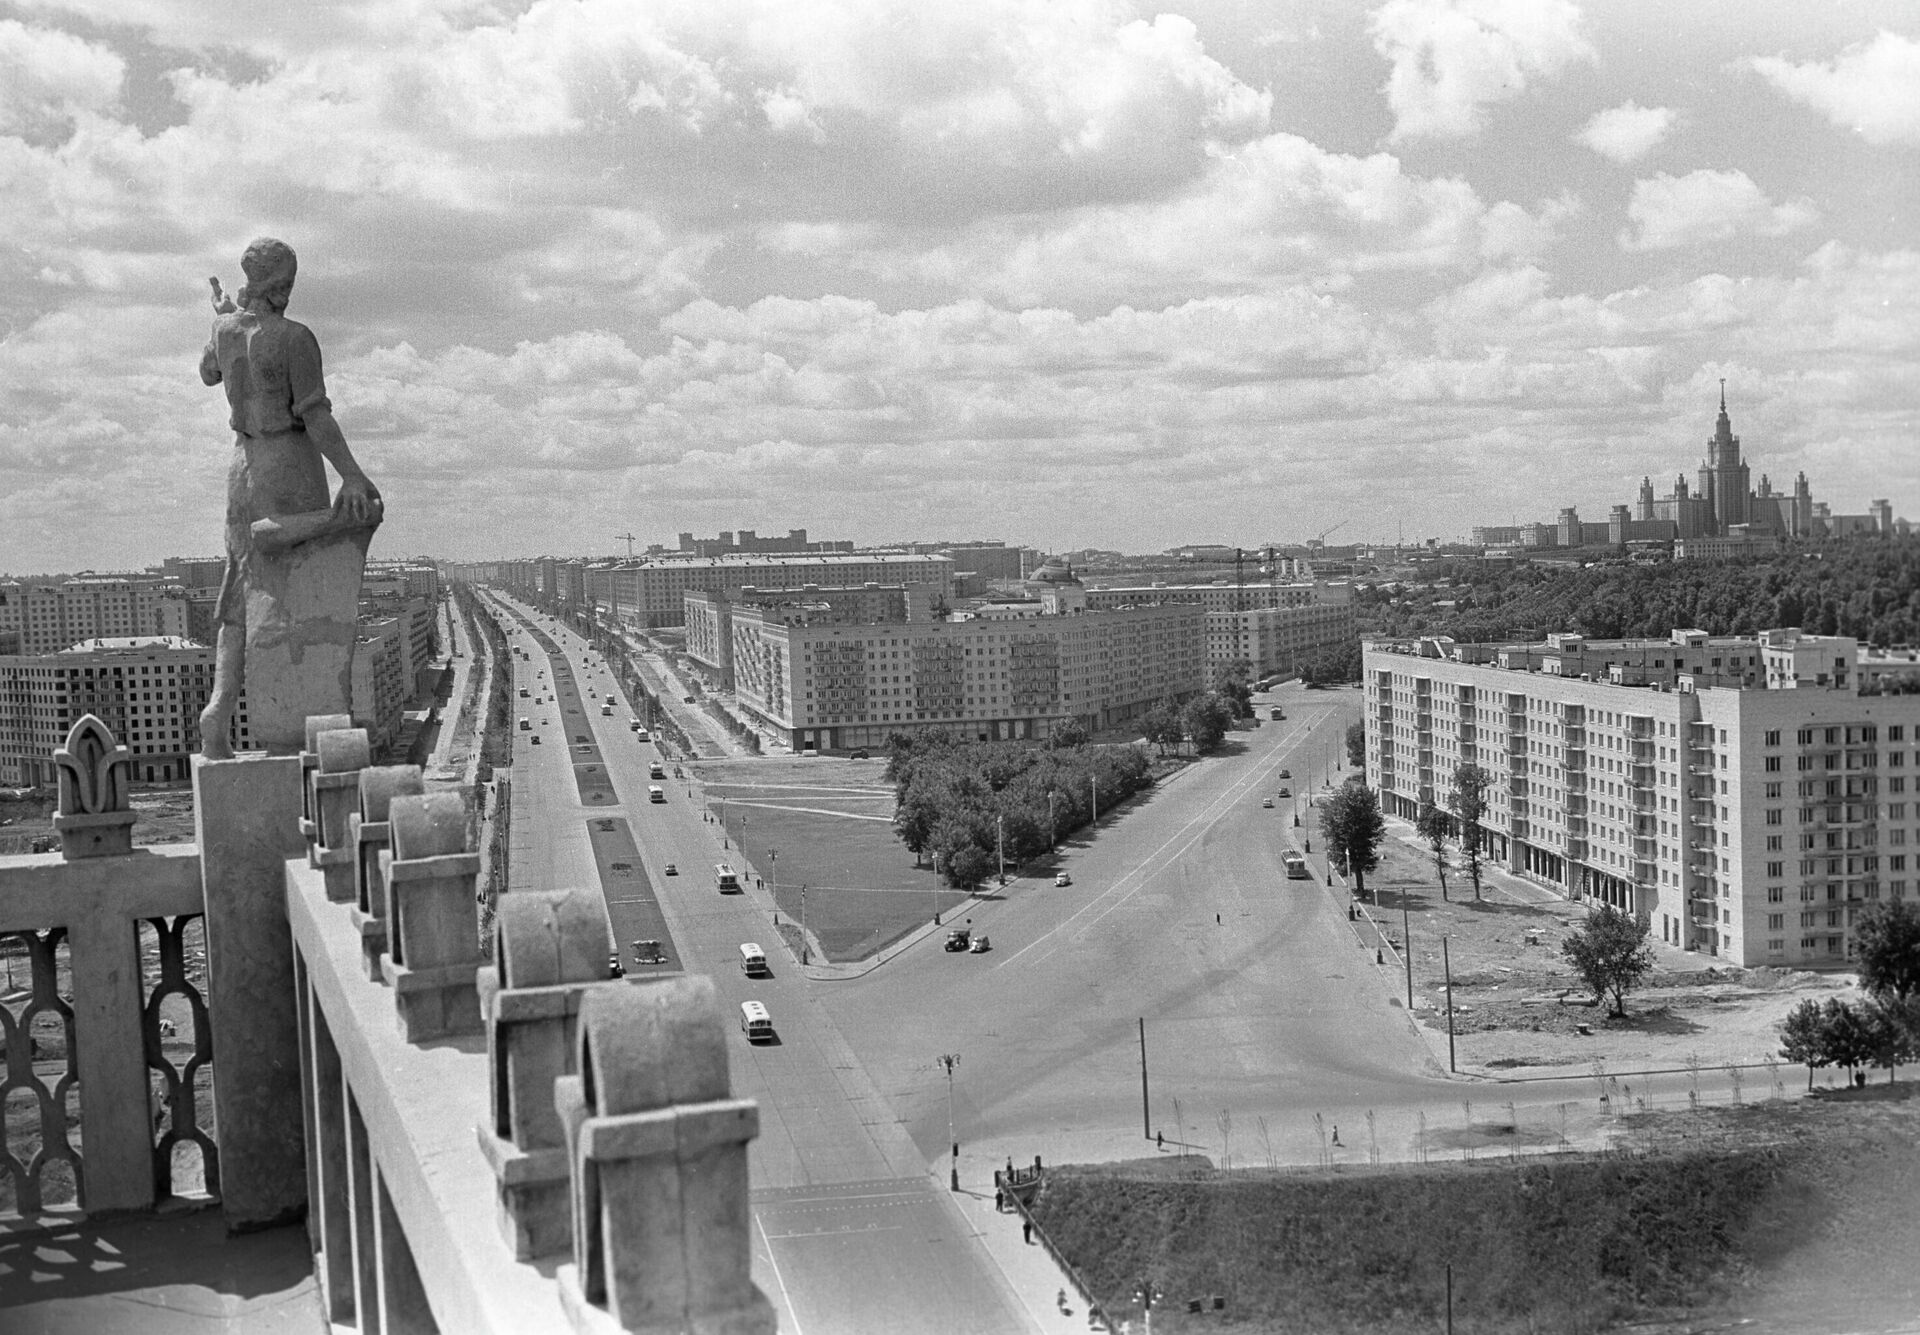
[1360, 536, 1920, 648]
[888, 731, 1153, 888]
[1778, 901, 1920, 1086]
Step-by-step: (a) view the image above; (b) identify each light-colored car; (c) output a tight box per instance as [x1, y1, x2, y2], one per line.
[1261, 797, 1274, 808]
[969, 935, 991, 954]
[1054, 872, 1072, 887]
[664, 863, 678, 876]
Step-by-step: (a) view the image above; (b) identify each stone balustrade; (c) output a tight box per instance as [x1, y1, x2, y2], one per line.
[3, 711, 769, 1333]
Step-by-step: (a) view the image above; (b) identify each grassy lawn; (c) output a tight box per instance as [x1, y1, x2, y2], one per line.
[696, 758, 972, 962]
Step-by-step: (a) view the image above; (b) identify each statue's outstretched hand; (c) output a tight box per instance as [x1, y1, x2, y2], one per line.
[335, 474, 384, 526]
[209, 277, 237, 314]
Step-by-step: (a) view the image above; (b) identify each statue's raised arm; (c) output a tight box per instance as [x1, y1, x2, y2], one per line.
[197, 238, 384, 760]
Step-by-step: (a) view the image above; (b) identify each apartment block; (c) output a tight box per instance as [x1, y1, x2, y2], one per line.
[1363, 629, 1920, 968]
[583, 553, 955, 629]
[0, 576, 191, 654]
[0, 637, 253, 786]
[729, 563, 1205, 750]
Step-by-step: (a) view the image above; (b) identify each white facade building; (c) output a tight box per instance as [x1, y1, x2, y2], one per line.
[1363, 629, 1920, 968]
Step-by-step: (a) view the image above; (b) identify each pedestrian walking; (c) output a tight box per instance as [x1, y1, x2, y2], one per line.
[1332, 1125, 1342, 1147]
[1156, 1130, 1164, 1150]
[1023, 1220, 1033, 1244]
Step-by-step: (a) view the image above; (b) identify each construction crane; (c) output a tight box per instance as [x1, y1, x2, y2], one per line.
[1307, 520, 1347, 550]
[614, 531, 639, 561]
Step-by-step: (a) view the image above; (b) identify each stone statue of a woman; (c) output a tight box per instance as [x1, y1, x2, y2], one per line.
[198, 238, 383, 757]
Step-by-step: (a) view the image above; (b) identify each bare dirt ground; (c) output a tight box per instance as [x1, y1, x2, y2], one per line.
[1352, 827, 1856, 1076]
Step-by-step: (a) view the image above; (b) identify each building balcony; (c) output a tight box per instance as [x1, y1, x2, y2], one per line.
[0, 714, 773, 1335]
[1565, 772, 1586, 792]
[1565, 838, 1588, 860]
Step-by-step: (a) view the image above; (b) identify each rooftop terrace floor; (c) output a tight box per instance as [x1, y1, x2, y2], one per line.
[0, 1209, 324, 1335]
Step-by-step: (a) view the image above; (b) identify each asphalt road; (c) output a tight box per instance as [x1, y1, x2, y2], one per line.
[484, 593, 1033, 1335]
[812, 689, 1515, 1174]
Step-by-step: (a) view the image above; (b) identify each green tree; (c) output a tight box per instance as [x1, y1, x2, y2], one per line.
[1415, 798, 1451, 900]
[1853, 900, 1920, 1002]
[1560, 904, 1654, 1017]
[1140, 699, 1183, 755]
[1048, 718, 1090, 749]
[1861, 999, 1918, 1084]
[1319, 782, 1386, 902]
[1181, 694, 1232, 753]
[1448, 763, 1491, 901]
[1778, 998, 1830, 1090]
[1213, 661, 1252, 716]
[1345, 720, 1366, 769]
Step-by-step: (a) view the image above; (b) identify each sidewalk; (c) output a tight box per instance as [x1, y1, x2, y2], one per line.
[948, 1183, 1097, 1335]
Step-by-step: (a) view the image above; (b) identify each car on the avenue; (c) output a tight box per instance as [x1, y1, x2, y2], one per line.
[530, 735, 541, 744]
[849, 748, 870, 759]
[1279, 769, 1291, 778]
[1261, 797, 1274, 808]
[969, 935, 991, 954]
[664, 863, 677, 876]
[1278, 786, 1291, 797]
[944, 929, 971, 952]
[1054, 872, 1072, 886]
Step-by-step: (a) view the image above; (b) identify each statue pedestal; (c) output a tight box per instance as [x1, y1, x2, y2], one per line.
[245, 521, 375, 753]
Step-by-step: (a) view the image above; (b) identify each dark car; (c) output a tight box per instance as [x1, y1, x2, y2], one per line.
[944, 929, 971, 952]
[849, 748, 870, 759]
[1278, 786, 1291, 797]
[1279, 769, 1291, 778]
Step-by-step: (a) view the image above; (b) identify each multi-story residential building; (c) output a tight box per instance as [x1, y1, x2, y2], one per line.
[1207, 600, 1357, 680]
[1081, 580, 1345, 614]
[0, 636, 254, 785]
[674, 528, 853, 557]
[684, 584, 932, 690]
[728, 561, 1205, 750]
[583, 553, 955, 629]
[349, 616, 410, 757]
[0, 576, 191, 654]
[1363, 629, 1920, 969]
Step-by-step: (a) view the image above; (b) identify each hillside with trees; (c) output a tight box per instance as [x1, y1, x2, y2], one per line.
[1360, 537, 1920, 647]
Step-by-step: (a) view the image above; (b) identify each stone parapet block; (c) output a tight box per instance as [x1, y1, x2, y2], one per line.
[349, 764, 424, 979]
[557, 980, 773, 1335]
[476, 887, 614, 1259]
[299, 712, 354, 831]
[307, 726, 370, 903]
[379, 791, 483, 1042]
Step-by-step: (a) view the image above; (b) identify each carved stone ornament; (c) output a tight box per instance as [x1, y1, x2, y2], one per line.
[52, 714, 137, 859]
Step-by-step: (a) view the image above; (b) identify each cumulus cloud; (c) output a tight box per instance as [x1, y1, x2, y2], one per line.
[1620, 169, 1817, 251]
[0, 19, 124, 139]
[1753, 30, 1920, 146]
[1370, 0, 1593, 142]
[1574, 101, 1673, 163]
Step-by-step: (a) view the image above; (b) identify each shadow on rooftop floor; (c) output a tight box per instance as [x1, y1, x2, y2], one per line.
[0, 1208, 324, 1335]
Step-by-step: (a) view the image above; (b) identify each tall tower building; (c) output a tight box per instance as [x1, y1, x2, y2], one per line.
[1697, 382, 1752, 533]
[1636, 476, 1656, 522]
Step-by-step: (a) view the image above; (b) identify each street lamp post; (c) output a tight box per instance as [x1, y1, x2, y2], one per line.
[1090, 776, 1098, 824]
[996, 814, 1006, 886]
[936, 1053, 961, 1191]
[1047, 790, 1057, 852]
[769, 849, 778, 918]
[932, 850, 942, 926]
[800, 884, 809, 966]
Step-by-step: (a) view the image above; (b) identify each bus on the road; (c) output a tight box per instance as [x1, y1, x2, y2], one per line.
[714, 863, 741, 894]
[1283, 851, 1311, 880]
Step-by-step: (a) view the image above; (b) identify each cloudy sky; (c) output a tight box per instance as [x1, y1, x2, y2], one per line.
[1, 0, 1916, 572]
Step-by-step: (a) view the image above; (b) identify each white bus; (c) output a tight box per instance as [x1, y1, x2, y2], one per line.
[739, 1001, 773, 1042]
[1283, 851, 1311, 880]
[738, 943, 768, 975]
[714, 863, 741, 894]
